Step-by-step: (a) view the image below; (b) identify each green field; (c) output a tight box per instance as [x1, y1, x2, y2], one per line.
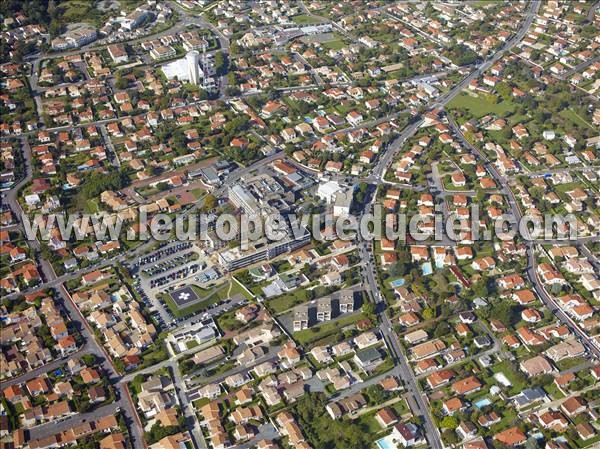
[321, 39, 347, 50]
[559, 109, 595, 131]
[294, 312, 366, 347]
[448, 92, 516, 118]
[191, 188, 206, 199]
[267, 288, 311, 314]
[291, 14, 325, 24]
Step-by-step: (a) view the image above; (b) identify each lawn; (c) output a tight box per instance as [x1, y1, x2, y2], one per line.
[354, 411, 386, 436]
[267, 288, 311, 314]
[321, 39, 347, 50]
[58, 0, 125, 27]
[371, 356, 395, 377]
[555, 356, 588, 371]
[489, 360, 527, 396]
[391, 398, 410, 417]
[543, 382, 565, 400]
[559, 109, 595, 131]
[293, 312, 366, 347]
[291, 14, 325, 24]
[448, 92, 516, 118]
[191, 188, 206, 199]
[84, 198, 100, 214]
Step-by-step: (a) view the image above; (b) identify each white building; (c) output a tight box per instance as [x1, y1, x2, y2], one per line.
[316, 180, 343, 204]
[333, 190, 353, 216]
[186, 50, 201, 86]
[161, 50, 216, 90]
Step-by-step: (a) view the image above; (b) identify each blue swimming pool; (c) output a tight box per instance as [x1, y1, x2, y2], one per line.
[421, 262, 433, 275]
[390, 278, 405, 288]
[376, 437, 396, 449]
[474, 398, 492, 409]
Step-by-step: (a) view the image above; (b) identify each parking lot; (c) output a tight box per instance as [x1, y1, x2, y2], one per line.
[138, 242, 193, 266]
[149, 262, 202, 289]
[128, 240, 234, 329]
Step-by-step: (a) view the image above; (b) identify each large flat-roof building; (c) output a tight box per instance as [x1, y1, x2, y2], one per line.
[228, 184, 260, 216]
[218, 230, 310, 272]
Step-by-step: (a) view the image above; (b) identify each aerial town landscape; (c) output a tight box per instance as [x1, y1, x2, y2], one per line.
[0, 1, 599, 449]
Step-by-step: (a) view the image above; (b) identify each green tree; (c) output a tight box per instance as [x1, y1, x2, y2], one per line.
[361, 302, 376, 321]
[115, 76, 129, 90]
[214, 51, 228, 76]
[364, 384, 387, 405]
[433, 321, 451, 338]
[441, 415, 459, 429]
[202, 193, 217, 211]
[442, 429, 459, 444]
[422, 307, 435, 320]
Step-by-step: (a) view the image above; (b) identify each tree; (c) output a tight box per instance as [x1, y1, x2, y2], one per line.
[80, 170, 129, 200]
[361, 302, 376, 321]
[293, 393, 372, 449]
[422, 307, 435, 320]
[441, 415, 458, 429]
[472, 278, 489, 297]
[432, 272, 449, 296]
[442, 429, 459, 444]
[389, 260, 407, 277]
[81, 354, 96, 366]
[486, 300, 517, 327]
[354, 182, 369, 204]
[433, 321, 451, 338]
[115, 76, 129, 90]
[202, 193, 217, 211]
[496, 82, 512, 101]
[364, 384, 387, 405]
[214, 51, 228, 76]
[145, 423, 181, 444]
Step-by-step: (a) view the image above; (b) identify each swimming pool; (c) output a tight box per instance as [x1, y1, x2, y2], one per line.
[376, 437, 397, 449]
[390, 278, 405, 288]
[474, 398, 492, 409]
[421, 262, 433, 275]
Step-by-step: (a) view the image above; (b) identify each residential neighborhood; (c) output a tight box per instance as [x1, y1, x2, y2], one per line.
[0, 1, 599, 449]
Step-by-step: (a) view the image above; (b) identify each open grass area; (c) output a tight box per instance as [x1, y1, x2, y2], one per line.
[293, 312, 365, 347]
[543, 382, 565, 400]
[555, 356, 588, 371]
[448, 92, 516, 118]
[191, 188, 206, 199]
[267, 288, 311, 314]
[84, 198, 100, 214]
[391, 398, 410, 417]
[321, 39, 347, 50]
[354, 411, 386, 436]
[489, 360, 527, 396]
[559, 109, 596, 131]
[291, 14, 325, 24]
[58, 0, 142, 28]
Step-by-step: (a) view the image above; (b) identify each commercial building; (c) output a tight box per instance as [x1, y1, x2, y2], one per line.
[228, 184, 260, 216]
[218, 230, 310, 272]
